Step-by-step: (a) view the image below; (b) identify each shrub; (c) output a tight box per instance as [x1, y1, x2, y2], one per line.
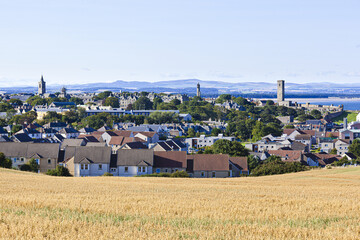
[20, 164, 32, 172]
[102, 172, 113, 176]
[0, 152, 12, 169]
[171, 171, 189, 178]
[251, 157, 307, 176]
[46, 166, 72, 176]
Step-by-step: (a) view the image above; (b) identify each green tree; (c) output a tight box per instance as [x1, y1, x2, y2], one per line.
[69, 97, 84, 105]
[0, 152, 12, 169]
[147, 111, 179, 124]
[94, 91, 112, 100]
[104, 97, 120, 108]
[212, 139, 249, 156]
[247, 155, 261, 172]
[329, 148, 338, 154]
[133, 96, 153, 110]
[152, 97, 163, 109]
[211, 128, 222, 136]
[310, 109, 322, 119]
[20, 158, 39, 172]
[46, 166, 72, 176]
[9, 98, 23, 105]
[187, 128, 195, 137]
[349, 139, 360, 158]
[0, 102, 13, 112]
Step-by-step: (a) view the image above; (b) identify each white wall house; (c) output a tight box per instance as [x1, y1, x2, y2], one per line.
[116, 149, 154, 176]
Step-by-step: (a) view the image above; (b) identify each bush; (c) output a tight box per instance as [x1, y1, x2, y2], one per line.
[20, 164, 32, 172]
[171, 171, 189, 178]
[46, 166, 72, 176]
[137, 171, 189, 178]
[251, 157, 307, 176]
[102, 172, 113, 176]
[0, 152, 12, 169]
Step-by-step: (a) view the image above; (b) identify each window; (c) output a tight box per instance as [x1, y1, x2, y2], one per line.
[20, 158, 24, 162]
[48, 159, 51, 164]
[201, 171, 205, 177]
[156, 168, 160, 173]
[142, 167, 146, 172]
[84, 164, 88, 170]
[165, 169, 168, 172]
[125, 167, 129, 173]
[110, 168, 116, 172]
[212, 172, 216, 178]
[13, 158, 17, 163]
[81, 164, 84, 170]
[98, 164, 102, 170]
[138, 167, 141, 172]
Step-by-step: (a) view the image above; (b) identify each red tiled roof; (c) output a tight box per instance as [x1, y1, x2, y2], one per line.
[268, 150, 303, 162]
[229, 157, 248, 171]
[191, 154, 229, 171]
[154, 151, 187, 168]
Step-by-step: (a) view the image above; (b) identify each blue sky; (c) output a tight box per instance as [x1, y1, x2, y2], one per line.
[0, 0, 359, 87]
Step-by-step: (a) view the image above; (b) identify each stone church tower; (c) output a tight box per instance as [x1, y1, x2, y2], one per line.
[197, 82, 201, 97]
[38, 75, 46, 95]
[277, 80, 284, 103]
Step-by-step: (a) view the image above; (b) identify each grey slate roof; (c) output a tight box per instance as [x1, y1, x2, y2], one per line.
[0, 142, 60, 159]
[73, 146, 112, 164]
[117, 149, 154, 166]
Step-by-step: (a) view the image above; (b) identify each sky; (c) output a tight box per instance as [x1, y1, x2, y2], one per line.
[0, 0, 359, 87]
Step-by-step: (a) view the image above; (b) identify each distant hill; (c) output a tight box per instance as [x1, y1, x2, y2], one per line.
[2, 79, 360, 96]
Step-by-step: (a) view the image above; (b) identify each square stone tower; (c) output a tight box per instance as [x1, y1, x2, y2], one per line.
[277, 80, 284, 103]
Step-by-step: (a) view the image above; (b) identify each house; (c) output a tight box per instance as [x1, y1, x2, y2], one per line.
[294, 134, 314, 146]
[334, 139, 350, 155]
[61, 139, 86, 148]
[305, 153, 340, 167]
[179, 113, 192, 121]
[187, 154, 229, 178]
[229, 157, 249, 176]
[150, 139, 187, 152]
[15, 128, 42, 139]
[0, 127, 8, 136]
[78, 127, 96, 135]
[119, 142, 147, 150]
[43, 122, 67, 131]
[115, 149, 154, 176]
[64, 146, 112, 177]
[342, 152, 357, 161]
[97, 125, 112, 132]
[153, 151, 187, 173]
[339, 129, 360, 142]
[276, 116, 294, 124]
[12, 133, 33, 142]
[0, 135, 11, 142]
[58, 127, 80, 139]
[268, 150, 304, 163]
[0, 142, 60, 172]
[250, 151, 270, 161]
[185, 134, 235, 149]
[134, 132, 159, 145]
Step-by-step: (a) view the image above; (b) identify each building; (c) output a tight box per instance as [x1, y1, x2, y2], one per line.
[153, 151, 187, 173]
[187, 154, 229, 178]
[64, 146, 112, 177]
[115, 149, 154, 176]
[197, 82, 201, 97]
[0, 142, 60, 172]
[38, 75, 46, 95]
[185, 134, 235, 149]
[277, 80, 284, 103]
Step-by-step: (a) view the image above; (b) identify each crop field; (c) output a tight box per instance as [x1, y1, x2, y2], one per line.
[1, 168, 360, 240]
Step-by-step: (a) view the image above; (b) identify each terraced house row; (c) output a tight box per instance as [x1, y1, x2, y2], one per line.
[0, 142, 248, 178]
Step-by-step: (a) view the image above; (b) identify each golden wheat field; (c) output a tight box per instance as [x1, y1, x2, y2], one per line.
[1, 168, 360, 240]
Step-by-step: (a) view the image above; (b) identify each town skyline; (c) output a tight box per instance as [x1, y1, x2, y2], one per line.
[1, 0, 360, 86]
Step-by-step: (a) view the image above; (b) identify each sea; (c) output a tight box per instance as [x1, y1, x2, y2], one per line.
[263, 98, 360, 111]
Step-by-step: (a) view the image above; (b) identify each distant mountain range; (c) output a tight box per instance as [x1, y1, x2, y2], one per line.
[2, 79, 360, 96]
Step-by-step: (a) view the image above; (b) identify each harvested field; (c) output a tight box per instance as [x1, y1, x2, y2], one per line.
[1, 167, 360, 239]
